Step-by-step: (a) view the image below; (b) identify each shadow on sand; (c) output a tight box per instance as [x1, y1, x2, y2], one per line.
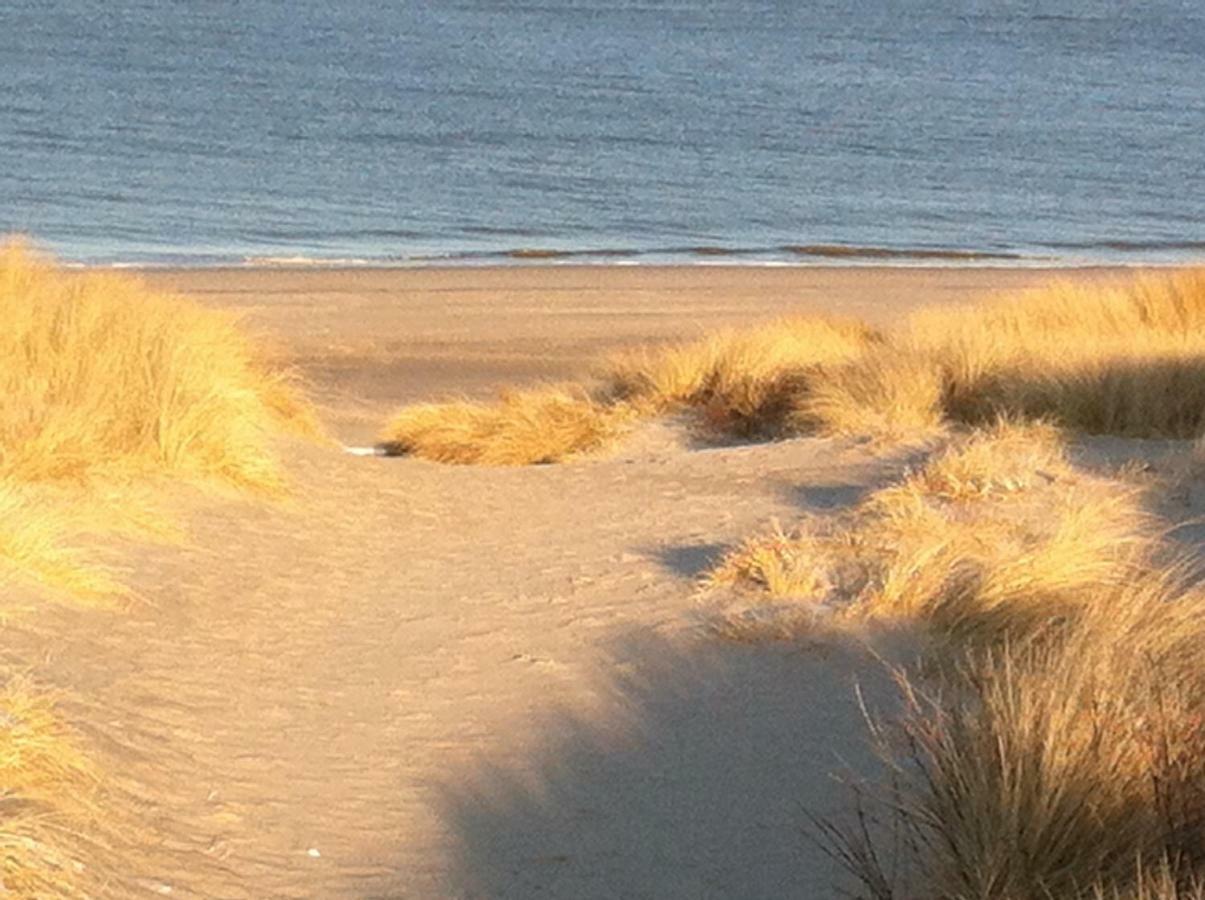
[436, 630, 900, 899]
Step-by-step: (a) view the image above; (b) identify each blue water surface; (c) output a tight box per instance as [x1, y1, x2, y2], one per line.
[2, 1, 1203, 265]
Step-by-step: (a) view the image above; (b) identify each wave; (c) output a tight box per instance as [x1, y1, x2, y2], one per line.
[1046, 239, 1205, 253]
[72, 238, 1203, 270]
[781, 244, 1022, 261]
[241, 255, 380, 267]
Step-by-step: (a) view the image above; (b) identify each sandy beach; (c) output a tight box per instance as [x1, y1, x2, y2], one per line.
[142, 265, 1101, 443]
[5, 263, 1175, 898]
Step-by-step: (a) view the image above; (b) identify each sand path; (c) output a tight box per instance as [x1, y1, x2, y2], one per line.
[14, 433, 906, 898]
[10, 267, 1132, 896]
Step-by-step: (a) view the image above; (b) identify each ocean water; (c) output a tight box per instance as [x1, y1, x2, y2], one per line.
[2, 0, 1203, 266]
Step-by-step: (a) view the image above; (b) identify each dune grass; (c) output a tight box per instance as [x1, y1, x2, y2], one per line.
[708, 421, 1158, 643]
[381, 316, 883, 463]
[600, 316, 882, 437]
[707, 419, 1204, 894]
[377, 268, 1205, 893]
[0, 676, 100, 897]
[911, 268, 1205, 437]
[0, 241, 320, 601]
[703, 418, 1202, 896]
[383, 268, 1205, 464]
[0, 242, 318, 491]
[0, 480, 125, 605]
[823, 577, 1204, 899]
[0, 241, 321, 890]
[382, 386, 630, 465]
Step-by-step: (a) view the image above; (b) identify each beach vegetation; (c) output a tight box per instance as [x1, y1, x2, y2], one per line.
[382, 385, 629, 465]
[707, 423, 1203, 896]
[0, 242, 318, 492]
[0, 240, 321, 891]
[382, 268, 1205, 462]
[0, 675, 101, 897]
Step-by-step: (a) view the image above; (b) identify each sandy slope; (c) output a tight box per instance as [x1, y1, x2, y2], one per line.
[11, 433, 913, 898]
[4, 265, 1143, 897]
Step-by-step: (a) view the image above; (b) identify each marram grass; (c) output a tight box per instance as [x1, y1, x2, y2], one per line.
[0, 675, 101, 898]
[382, 267, 1205, 464]
[711, 420, 1204, 895]
[0, 243, 322, 889]
[382, 386, 631, 465]
[0, 242, 318, 491]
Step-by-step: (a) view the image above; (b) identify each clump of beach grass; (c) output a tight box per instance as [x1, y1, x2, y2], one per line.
[601, 316, 883, 436]
[0, 480, 125, 604]
[0, 675, 101, 897]
[820, 574, 1205, 899]
[381, 316, 883, 464]
[0, 241, 322, 888]
[789, 350, 946, 443]
[708, 420, 1158, 643]
[382, 268, 1205, 464]
[381, 386, 630, 465]
[0, 241, 318, 492]
[912, 268, 1205, 437]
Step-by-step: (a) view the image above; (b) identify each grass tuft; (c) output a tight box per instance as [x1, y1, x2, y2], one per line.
[0, 480, 125, 604]
[382, 386, 629, 465]
[913, 269, 1205, 437]
[0, 241, 318, 492]
[0, 676, 100, 897]
[709, 421, 1157, 643]
[601, 316, 882, 437]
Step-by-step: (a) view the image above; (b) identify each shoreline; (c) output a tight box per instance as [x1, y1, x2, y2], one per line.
[77, 254, 1205, 272]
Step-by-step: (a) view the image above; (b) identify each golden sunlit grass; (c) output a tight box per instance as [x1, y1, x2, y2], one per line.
[382, 386, 631, 465]
[376, 269, 1205, 892]
[0, 241, 320, 601]
[0, 675, 100, 897]
[0, 480, 124, 605]
[0, 242, 318, 492]
[382, 268, 1205, 463]
[601, 316, 882, 437]
[0, 241, 321, 891]
[912, 268, 1205, 437]
[381, 316, 883, 464]
[709, 421, 1158, 643]
[718, 422, 1205, 896]
[823, 578, 1205, 898]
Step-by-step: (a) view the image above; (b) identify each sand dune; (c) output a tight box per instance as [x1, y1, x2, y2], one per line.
[6, 263, 1188, 897]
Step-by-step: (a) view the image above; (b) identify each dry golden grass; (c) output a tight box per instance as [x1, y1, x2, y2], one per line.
[381, 386, 629, 465]
[601, 316, 882, 436]
[0, 242, 318, 492]
[380, 316, 883, 464]
[825, 576, 1205, 899]
[0, 480, 124, 605]
[709, 421, 1158, 643]
[0, 242, 321, 890]
[382, 268, 1205, 464]
[790, 350, 946, 442]
[0, 675, 100, 897]
[912, 268, 1205, 437]
[749, 424, 1205, 896]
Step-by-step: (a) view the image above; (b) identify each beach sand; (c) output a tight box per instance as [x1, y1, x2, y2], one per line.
[8, 265, 1142, 897]
[143, 265, 1096, 444]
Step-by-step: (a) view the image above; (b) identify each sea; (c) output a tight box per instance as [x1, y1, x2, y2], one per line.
[2, 0, 1203, 268]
